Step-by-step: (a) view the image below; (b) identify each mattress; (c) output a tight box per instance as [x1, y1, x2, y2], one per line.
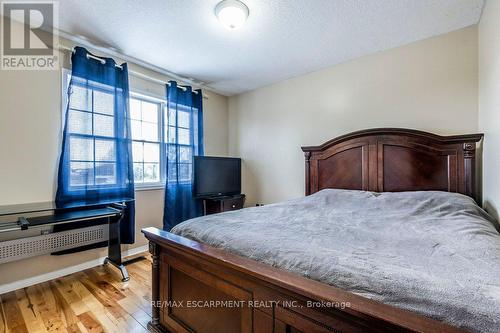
[172, 189, 500, 332]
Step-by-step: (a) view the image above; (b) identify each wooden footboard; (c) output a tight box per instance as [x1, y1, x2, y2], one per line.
[142, 227, 467, 333]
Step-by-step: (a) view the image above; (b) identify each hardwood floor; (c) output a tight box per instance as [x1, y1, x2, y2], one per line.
[0, 253, 152, 333]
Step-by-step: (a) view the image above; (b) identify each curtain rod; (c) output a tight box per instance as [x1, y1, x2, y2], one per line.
[58, 45, 206, 97]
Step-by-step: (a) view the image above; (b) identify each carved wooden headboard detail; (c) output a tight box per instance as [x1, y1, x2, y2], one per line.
[301, 128, 483, 200]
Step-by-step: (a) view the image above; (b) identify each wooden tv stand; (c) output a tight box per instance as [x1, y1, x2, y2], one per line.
[202, 194, 245, 215]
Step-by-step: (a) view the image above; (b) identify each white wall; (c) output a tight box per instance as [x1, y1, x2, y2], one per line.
[228, 26, 479, 206]
[479, 0, 500, 220]
[0, 32, 228, 286]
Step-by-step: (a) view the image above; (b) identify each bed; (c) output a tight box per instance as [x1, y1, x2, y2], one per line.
[142, 128, 495, 333]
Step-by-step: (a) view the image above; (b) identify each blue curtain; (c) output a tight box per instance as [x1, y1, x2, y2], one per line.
[163, 81, 204, 230]
[56, 46, 135, 244]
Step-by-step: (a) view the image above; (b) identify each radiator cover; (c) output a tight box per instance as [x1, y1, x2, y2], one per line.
[0, 224, 108, 264]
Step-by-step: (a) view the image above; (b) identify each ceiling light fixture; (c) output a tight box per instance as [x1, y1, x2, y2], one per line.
[215, 0, 249, 30]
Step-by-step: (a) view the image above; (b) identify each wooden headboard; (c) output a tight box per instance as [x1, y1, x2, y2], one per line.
[301, 128, 483, 200]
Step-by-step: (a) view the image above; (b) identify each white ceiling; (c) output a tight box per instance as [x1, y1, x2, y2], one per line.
[57, 0, 485, 96]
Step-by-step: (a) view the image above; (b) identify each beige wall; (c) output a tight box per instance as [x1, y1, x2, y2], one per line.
[0, 32, 228, 286]
[479, 0, 500, 220]
[0, 20, 486, 287]
[228, 26, 479, 206]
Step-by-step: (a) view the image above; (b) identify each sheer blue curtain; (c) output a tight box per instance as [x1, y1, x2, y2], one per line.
[163, 81, 204, 230]
[56, 46, 135, 244]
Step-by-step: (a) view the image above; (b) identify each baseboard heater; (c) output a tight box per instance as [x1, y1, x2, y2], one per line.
[0, 200, 132, 282]
[0, 224, 108, 264]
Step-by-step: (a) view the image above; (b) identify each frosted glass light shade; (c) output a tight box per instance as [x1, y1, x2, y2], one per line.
[215, 0, 249, 30]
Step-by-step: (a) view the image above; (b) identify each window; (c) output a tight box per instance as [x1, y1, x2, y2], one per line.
[64, 75, 118, 187]
[130, 96, 162, 185]
[63, 70, 195, 189]
[165, 104, 193, 183]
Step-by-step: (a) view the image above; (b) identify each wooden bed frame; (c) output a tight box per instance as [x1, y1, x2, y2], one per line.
[143, 128, 483, 333]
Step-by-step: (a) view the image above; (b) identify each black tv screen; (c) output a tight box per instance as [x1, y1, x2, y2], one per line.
[193, 156, 241, 198]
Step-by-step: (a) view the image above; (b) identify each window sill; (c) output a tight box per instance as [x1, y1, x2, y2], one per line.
[135, 185, 165, 192]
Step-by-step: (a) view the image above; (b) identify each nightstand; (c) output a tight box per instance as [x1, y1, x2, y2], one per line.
[202, 194, 246, 215]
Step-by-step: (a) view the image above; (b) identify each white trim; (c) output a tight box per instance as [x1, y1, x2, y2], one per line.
[0, 245, 149, 294]
[130, 94, 166, 187]
[135, 185, 165, 192]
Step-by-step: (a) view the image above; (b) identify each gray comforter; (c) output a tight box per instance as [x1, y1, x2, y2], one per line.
[172, 189, 500, 332]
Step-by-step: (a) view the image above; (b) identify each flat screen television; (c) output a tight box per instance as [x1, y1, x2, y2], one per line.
[193, 156, 241, 198]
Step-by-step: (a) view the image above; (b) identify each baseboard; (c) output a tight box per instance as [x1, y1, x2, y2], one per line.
[0, 244, 149, 294]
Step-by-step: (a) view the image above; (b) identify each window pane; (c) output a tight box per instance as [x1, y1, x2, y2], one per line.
[144, 143, 159, 162]
[178, 128, 190, 145]
[179, 146, 192, 163]
[70, 161, 94, 186]
[178, 111, 190, 128]
[165, 107, 176, 126]
[68, 110, 92, 135]
[69, 85, 91, 111]
[130, 99, 141, 120]
[167, 145, 176, 161]
[95, 139, 116, 161]
[144, 163, 160, 183]
[179, 163, 192, 182]
[167, 162, 177, 181]
[132, 141, 144, 162]
[133, 163, 144, 183]
[142, 122, 158, 141]
[93, 90, 114, 115]
[70, 137, 93, 161]
[94, 114, 114, 137]
[131, 120, 142, 140]
[166, 126, 178, 144]
[95, 162, 116, 185]
[142, 101, 158, 123]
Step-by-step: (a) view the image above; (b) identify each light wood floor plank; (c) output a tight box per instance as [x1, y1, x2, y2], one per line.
[51, 279, 89, 317]
[14, 288, 47, 333]
[82, 271, 124, 303]
[49, 281, 82, 333]
[101, 271, 151, 316]
[32, 281, 70, 333]
[65, 278, 118, 333]
[1, 252, 152, 333]
[76, 313, 103, 333]
[77, 272, 148, 333]
[1, 291, 29, 333]
[91, 268, 150, 328]
[94, 263, 152, 317]
[77, 277, 126, 320]
[0, 294, 6, 333]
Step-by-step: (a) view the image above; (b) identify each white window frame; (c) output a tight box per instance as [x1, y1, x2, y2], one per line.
[129, 92, 166, 190]
[61, 69, 168, 191]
